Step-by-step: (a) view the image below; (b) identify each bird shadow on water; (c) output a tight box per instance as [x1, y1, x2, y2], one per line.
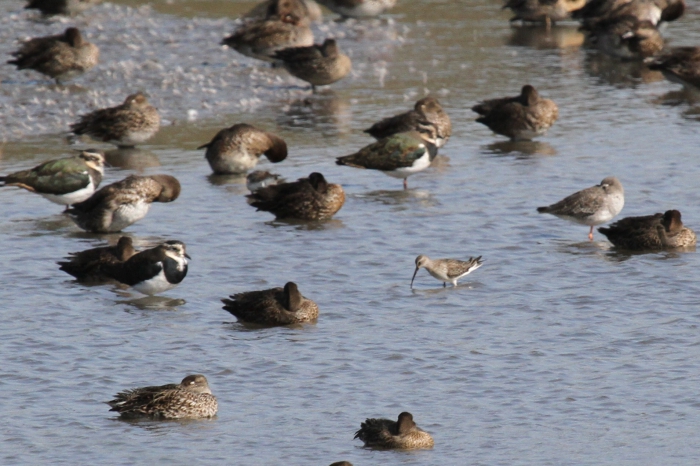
[108, 416, 217, 431]
[482, 140, 557, 158]
[507, 25, 585, 50]
[116, 295, 187, 311]
[352, 189, 438, 208]
[410, 281, 484, 295]
[13, 213, 76, 236]
[583, 52, 663, 88]
[206, 173, 250, 195]
[104, 148, 160, 171]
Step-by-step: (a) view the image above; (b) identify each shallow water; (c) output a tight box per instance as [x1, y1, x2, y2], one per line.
[2, 0, 700, 464]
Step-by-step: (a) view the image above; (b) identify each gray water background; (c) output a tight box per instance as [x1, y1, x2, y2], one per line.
[2, 0, 700, 464]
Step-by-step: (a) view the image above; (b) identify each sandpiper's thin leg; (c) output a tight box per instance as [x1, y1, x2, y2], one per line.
[443, 282, 446, 288]
[588, 226, 594, 241]
[403, 178, 408, 190]
[312, 84, 317, 94]
[545, 16, 551, 31]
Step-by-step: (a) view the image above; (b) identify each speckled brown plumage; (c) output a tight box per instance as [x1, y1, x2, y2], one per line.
[247, 172, 344, 220]
[198, 124, 287, 174]
[70, 92, 161, 148]
[364, 96, 452, 148]
[354, 412, 434, 450]
[598, 209, 697, 250]
[66, 174, 181, 233]
[222, 282, 319, 326]
[648, 47, 700, 89]
[58, 236, 135, 282]
[274, 39, 351, 92]
[222, 8, 314, 62]
[472, 85, 558, 141]
[8, 27, 99, 83]
[108, 374, 218, 420]
[573, 0, 685, 26]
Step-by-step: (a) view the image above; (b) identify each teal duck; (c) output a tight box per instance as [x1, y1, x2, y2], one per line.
[598, 209, 696, 250]
[58, 236, 135, 282]
[66, 174, 181, 233]
[584, 15, 663, 60]
[316, 0, 397, 19]
[472, 85, 558, 141]
[247, 172, 345, 220]
[365, 96, 451, 148]
[336, 126, 438, 189]
[102, 240, 189, 295]
[0, 149, 104, 207]
[222, 10, 314, 63]
[354, 412, 434, 450]
[70, 93, 161, 148]
[222, 282, 319, 326]
[108, 374, 217, 419]
[411, 255, 484, 288]
[647, 47, 700, 89]
[25, 0, 101, 15]
[274, 39, 352, 93]
[8, 27, 99, 83]
[198, 124, 287, 175]
[537, 176, 624, 241]
[504, 0, 586, 27]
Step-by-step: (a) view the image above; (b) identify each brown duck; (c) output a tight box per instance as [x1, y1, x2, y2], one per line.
[598, 209, 696, 250]
[8, 27, 99, 83]
[648, 47, 700, 90]
[472, 85, 558, 141]
[274, 39, 352, 93]
[58, 236, 136, 282]
[354, 412, 434, 450]
[364, 96, 452, 148]
[247, 172, 345, 220]
[222, 282, 319, 326]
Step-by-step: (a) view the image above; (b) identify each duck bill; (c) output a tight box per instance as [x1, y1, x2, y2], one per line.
[185, 253, 192, 259]
[410, 267, 419, 288]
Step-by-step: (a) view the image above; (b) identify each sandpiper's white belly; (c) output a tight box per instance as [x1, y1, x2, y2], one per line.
[41, 177, 94, 205]
[132, 268, 176, 295]
[108, 201, 151, 232]
[333, 0, 395, 17]
[381, 150, 431, 179]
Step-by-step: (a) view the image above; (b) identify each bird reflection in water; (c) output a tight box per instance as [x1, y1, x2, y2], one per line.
[584, 52, 663, 88]
[484, 140, 557, 157]
[507, 25, 585, 50]
[117, 295, 187, 311]
[104, 148, 160, 171]
[277, 90, 352, 135]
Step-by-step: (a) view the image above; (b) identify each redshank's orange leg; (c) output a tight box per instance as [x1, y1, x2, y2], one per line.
[588, 226, 594, 241]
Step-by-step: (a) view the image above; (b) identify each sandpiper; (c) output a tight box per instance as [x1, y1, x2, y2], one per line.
[108, 374, 217, 419]
[25, 0, 101, 15]
[0, 149, 104, 207]
[472, 85, 558, 141]
[573, 0, 685, 26]
[247, 170, 283, 192]
[66, 174, 181, 233]
[102, 240, 189, 295]
[274, 39, 352, 93]
[336, 126, 438, 189]
[647, 47, 700, 90]
[504, 0, 586, 28]
[221, 10, 314, 63]
[354, 412, 434, 450]
[537, 176, 625, 241]
[247, 172, 345, 220]
[70, 92, 161, 148]
[364, 96, 452, 148]
[222, 282, 319, 326]
[198, 124, 287, 175]
[58, 236, 135, 282]
[8, 27, 99, 84]
[316, 0, 397, 19]
[598, 209, 696, 250]
[584, 15, 664, 60]
[411, 254, 484, 288]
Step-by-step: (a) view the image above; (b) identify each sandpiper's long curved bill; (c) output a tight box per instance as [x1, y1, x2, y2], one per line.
[410, 267, 420, 288]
